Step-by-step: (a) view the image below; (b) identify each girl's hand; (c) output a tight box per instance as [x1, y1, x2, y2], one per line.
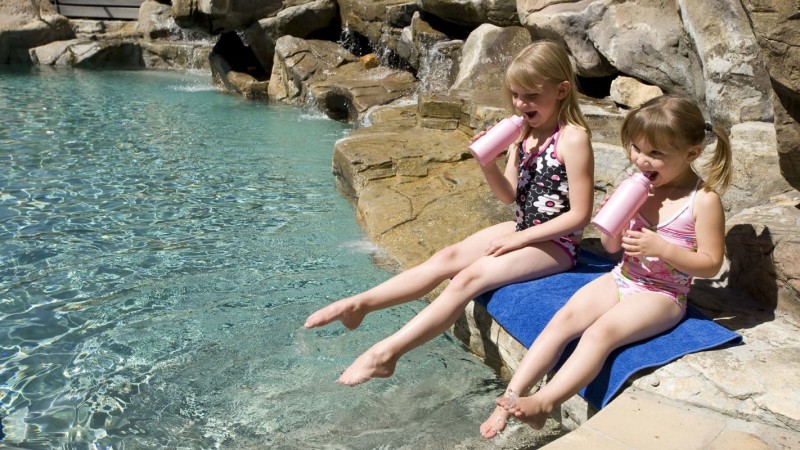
[470, 129, 487, 144]
[485, 232, 527, 256]
[621, 228, 667, 257]
[597, 194, 611, 209]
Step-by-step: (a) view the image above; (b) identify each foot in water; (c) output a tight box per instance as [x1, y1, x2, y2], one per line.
[336, 346, 397, 386]
[480, 405, 511, 439]
[496, 394, 551, 430]
[304, 298, 365, 330]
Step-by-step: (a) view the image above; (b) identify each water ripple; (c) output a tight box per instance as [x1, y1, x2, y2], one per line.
[0, 67, 540, 449]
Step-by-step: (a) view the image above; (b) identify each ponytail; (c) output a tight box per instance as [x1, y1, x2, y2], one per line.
[700, 124, 733, 194]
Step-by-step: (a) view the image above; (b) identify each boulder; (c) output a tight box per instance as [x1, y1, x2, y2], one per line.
[451, 24, 530, 91]
[0, 0, 74, 64]
[70, 19, 138, 39]
[418, 0, 520, 27]
[396, 12, 462, 92]
[396, 11, 452, 69]
[744, 0, 800, 96]
[136, 0, 206, 41]
[338, 0, 419, 61]
[773, 91, 800, 192]
[171, 0, 284, 35]
[609, 76, 663, 109]
[268, 36, 358, 105]
[677, 0, 773, 127]
[332, 99, 510, 267]
[140, 41, 214, 71]
[516, 0, 616, 77]
[714, 121, 794, 214]
[519, 0, 706, 97]
[29, 39, 143, 68]
[417, 92, 463, 130]
[725, 193, 800, 318]
[416, 39, 463, 93]
[308, 63, 418, 121]
[359, 53, 379, 69]
[27, 14, 212, 70]
[742, 0, 800, 191]
[28, 39, 79, 66]
[243, 0, 338, 75]
[586, 0, 705, 100]
[268, 35, 416, 121]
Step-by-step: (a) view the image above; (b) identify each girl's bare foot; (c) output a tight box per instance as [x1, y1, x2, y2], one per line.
[497, 395, 551, 430]
[304, 299, 365, 330]
[480, 405, 510, 439]
[337, 346, 397, 385]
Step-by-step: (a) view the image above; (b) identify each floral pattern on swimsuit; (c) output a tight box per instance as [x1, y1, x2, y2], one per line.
[514, 128, 571, 232]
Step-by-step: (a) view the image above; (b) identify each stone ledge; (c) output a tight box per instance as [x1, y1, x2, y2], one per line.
[543, 389, 800, 449]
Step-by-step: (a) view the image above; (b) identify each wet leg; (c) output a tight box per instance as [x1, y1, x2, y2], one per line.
[339, 241, 572, 385]
[304, 222, 516, 330]
[480, 405, 511, 438]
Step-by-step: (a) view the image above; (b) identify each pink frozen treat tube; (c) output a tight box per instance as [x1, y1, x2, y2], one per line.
[469, 115, 524, 165]
[591, 172, 652, 237]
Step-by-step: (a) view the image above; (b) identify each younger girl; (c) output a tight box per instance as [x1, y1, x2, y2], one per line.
[304, 40, 595, 385]
[481, 95, 732, 437]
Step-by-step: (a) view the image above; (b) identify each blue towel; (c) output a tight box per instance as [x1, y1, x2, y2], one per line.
[475, 250, 742, 409]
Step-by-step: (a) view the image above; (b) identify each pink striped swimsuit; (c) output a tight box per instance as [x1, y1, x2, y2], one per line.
[611, 181, 700, 314]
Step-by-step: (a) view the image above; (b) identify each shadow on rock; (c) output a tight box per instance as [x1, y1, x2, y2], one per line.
[691, 223, 778, 331]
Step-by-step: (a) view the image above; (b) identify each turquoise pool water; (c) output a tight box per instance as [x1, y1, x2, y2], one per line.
[0, 67, 541, 449]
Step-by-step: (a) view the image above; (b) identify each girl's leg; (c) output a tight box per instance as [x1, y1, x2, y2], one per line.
[337, 239, 575, 385]
[480, 274, 619, 438]
[304, 221, 517, 330]
[500, 292, 684, 429]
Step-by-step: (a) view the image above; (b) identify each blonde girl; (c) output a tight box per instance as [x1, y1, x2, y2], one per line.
[484, 95, 732, 436]
[305, 41, 595, 387]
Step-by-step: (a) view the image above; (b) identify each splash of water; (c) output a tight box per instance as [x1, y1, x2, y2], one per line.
[416, 40, 461, 94]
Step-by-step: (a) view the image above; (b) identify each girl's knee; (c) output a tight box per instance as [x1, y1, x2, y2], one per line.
[580, 322, 619, 348]
[549, 307, 578, 329]
[447, 260, 493, 293]
[448, 267, 479, 291]
[429, 244, 460, 266]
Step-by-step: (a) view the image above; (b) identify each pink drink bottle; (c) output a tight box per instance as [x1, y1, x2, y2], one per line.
[469, 116, 525, 166]
[591, 172, 652, 237]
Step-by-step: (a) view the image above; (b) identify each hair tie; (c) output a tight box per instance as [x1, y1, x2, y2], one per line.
[704, 121, 713, 132]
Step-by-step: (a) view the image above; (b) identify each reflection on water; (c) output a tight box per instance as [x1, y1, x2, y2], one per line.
[0, 67, 559, 449]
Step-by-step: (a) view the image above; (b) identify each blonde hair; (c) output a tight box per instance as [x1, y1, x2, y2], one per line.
[501, 40, 591, 138]
[621, 95, 732, 194]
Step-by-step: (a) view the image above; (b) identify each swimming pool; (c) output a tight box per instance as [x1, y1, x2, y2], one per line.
[0, 66, 559, 449]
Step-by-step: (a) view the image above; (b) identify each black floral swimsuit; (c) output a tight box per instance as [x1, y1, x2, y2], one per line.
[514, 127, 580, 266]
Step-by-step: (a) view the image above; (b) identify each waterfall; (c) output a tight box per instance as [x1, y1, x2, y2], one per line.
[416, 40, 462, 94]
[338, 23, 368, 56]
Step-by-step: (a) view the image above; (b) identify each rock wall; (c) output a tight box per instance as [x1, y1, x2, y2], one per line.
[4, 0, 214, 70]
[0, 0, 74, 63]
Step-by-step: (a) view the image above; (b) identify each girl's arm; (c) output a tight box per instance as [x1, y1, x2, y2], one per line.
[486, 126, 594, 255]
[600, 229, 624, 253]
[661, 189, 725, 277]
[479, 142, 520, 205]
[624, 189, 726, 278]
